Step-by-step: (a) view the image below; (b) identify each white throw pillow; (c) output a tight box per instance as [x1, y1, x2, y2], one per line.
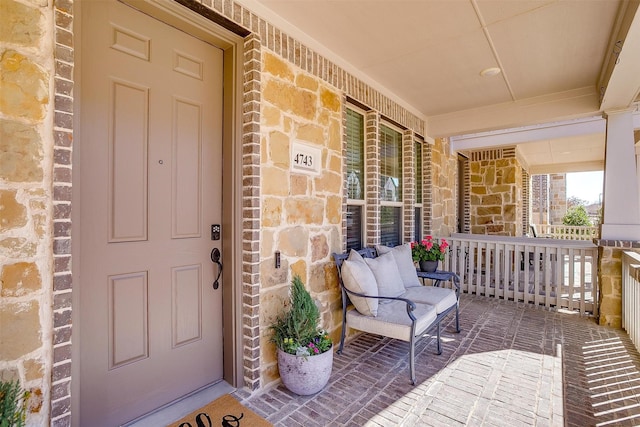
[365, 251, 406, 300]
[376, 244, 421, 288]
[341, 250, 378, 316]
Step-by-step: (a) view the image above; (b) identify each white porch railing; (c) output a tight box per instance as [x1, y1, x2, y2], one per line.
[622, 251, 640, 353]
[532, 224, 599, 240]
[442, 234, 599, 315]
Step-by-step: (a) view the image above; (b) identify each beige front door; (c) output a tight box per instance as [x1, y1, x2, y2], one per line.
[79, 1, 224, 424]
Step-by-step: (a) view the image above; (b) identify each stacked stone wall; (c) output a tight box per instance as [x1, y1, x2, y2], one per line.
[429, 138, 457, 237]
[469, 156, 523, 236]
[258, 52, 343, 387]
[0, 0, 57, 424]
[549, 173, 567, 225]
[597, 241, 640, 327]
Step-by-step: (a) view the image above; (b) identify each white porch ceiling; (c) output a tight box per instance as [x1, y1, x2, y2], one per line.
[238, 0, 640, 172]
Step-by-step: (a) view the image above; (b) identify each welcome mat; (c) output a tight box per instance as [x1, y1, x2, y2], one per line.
[167, 394, 273, 427]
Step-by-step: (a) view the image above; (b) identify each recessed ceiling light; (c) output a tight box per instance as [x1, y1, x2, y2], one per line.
[480, 67, 501, 77]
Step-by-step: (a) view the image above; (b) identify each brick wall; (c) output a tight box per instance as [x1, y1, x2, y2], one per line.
[531, 174, 549, 224]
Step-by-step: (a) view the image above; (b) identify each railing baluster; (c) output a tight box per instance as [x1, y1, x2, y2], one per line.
[622, 252, 640, 352]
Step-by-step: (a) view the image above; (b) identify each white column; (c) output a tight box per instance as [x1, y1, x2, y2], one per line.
[601, 108, 640, 240]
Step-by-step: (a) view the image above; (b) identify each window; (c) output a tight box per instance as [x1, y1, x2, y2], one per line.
[379, 124, 402, 247]
[344, 108, 418, 249]
[345, 108, 365, 250]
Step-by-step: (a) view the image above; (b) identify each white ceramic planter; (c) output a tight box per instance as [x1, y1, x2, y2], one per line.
[277, 347, 333, 395]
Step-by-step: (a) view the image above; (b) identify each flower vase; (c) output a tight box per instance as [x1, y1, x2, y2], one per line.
[419, 260, 439, 272]
[277, 347, 333, 395]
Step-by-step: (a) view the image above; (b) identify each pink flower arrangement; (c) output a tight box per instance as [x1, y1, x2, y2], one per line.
[411, 236, 449, 262]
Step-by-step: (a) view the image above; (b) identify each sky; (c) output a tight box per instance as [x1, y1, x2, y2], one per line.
[566, 171, 604, 205]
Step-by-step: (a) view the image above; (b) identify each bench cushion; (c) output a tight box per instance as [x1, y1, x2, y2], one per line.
[341, 250, 379, 316]
[364, 251, 405, 300]
[402, 286, 458, 314]
[345, 300, 438, 341]
[376, 244, 421, 288]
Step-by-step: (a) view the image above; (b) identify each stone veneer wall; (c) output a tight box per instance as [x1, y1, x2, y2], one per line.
[1, 0, 73, 424]
[429, 138, 457, 237]
[257, 52, 344, 386]
[468, 148, 523, 236]
[597, 240, 640, 327]
[549, 173, 567, 225]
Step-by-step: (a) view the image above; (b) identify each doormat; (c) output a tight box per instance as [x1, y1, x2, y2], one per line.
[167, 394, 273, 427]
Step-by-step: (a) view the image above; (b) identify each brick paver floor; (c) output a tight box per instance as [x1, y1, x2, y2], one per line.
[234, 294, 640, 426]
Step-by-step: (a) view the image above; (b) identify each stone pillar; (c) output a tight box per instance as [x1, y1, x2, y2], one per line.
[597, 240, 640, 327]
[469, 148, 523, 236]
[601, 109, 640, 239]
[549, 174, 567, 225]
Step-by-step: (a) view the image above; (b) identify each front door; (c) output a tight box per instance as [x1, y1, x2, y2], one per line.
[79, 1, 224, 424]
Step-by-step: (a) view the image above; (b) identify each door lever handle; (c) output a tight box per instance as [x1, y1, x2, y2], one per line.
[211, 248, 222, 289]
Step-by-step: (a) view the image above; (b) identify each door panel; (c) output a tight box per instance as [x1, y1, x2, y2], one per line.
[80, 1, 224, 425]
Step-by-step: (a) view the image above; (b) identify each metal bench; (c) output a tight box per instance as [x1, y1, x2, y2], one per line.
[333, 248, 460, 385]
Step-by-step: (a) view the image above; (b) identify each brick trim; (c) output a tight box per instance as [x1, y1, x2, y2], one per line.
[241, 34, 262, 391]
[522, 171, 530, 235]
[51, 0, 74, 424]
[365, 111, 380, 247]
[596, 239, 640, 248]
[469, 146, 516, 161]
[340, 95, 348, 252]
[461, 155, 471, 233]
[402, 130, 415, 242]
[423, 143, 433, 235]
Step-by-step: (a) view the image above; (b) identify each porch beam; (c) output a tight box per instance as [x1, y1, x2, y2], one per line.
[449, 116, 605, 153]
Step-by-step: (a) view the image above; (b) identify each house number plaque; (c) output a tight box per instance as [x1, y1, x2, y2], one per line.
[291, 141, 321, 175]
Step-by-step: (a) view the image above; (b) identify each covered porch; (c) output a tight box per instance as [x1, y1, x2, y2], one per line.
[237, 294, 640, 426]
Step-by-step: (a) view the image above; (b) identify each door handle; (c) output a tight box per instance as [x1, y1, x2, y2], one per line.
[210, 248, 222, 290]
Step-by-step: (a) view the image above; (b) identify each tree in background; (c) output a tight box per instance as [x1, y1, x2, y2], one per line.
[567, 196, 589, 209]
[562, 205, 593, 227]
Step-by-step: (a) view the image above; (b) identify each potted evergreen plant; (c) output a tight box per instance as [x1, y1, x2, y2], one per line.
[270, 275, 333, 395]
[0, 380, 29, 427]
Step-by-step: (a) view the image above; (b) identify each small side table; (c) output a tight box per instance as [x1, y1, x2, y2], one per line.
[416, 270, 461, 298]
